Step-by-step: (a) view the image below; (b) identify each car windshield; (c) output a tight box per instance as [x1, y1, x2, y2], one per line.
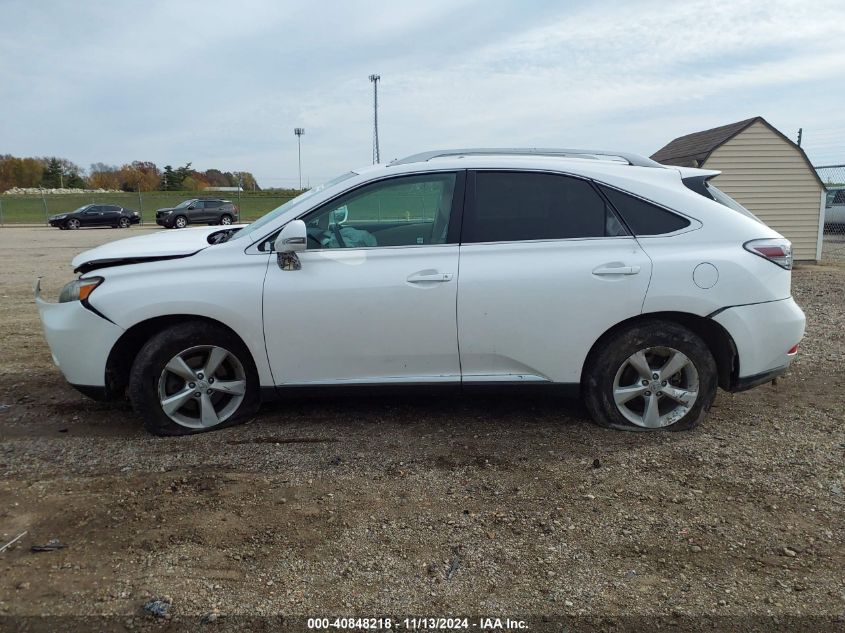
[706, 183, 763, 224]
[229, 171, 358, 241]
[175, 199, 196, 208]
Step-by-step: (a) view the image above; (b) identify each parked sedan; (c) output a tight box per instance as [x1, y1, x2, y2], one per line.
[49, 204, 140, 230]
[36, 148, 805, 436]
[155, 199, 239, 229]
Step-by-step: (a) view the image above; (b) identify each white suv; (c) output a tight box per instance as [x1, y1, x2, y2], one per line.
[36, 148, 805, 436]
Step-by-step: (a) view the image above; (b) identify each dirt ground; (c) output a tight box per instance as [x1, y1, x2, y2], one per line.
[0, 226, 843, 631]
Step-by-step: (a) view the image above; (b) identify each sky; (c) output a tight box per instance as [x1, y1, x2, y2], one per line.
[2, 0, 844, 188]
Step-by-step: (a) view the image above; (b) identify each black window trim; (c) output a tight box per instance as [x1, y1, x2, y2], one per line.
[461, 168, 634, 246]
[594, 180, 699, 238]
[256, 169, 467, 253]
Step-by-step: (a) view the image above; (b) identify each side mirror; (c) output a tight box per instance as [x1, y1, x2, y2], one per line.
[275, 219, 307, 253]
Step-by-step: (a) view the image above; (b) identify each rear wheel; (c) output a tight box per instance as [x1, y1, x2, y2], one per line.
[583, 320, 717, 431]
[66, 218, 80, 230]
[128, 322, 259, 436]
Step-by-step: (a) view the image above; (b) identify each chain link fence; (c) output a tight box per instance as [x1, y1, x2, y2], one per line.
[0, 190, 298, 226]
[816, 165, 845, 261]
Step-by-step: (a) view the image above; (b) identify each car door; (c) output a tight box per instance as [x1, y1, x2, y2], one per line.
[184, 200, 201, 223]
[262, 171, 464, 386]
[456, 170, 653, 385]
[81, 206, 103, 226]
[206, 200, 223, 222]
[101, 205, 121, 225]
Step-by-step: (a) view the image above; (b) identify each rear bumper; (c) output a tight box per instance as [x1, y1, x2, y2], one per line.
[713, 297, 805, 384]
[35, 279, 124, 389]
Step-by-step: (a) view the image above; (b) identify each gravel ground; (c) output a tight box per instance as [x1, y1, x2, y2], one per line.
[0, 227, 843, 631]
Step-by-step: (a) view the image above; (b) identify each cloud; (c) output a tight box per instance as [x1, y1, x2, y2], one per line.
[1, 0, 843, 185]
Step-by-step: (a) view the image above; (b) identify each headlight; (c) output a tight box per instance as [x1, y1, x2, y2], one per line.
[58, 277, 103, 303]
[54, 214, 67, 220]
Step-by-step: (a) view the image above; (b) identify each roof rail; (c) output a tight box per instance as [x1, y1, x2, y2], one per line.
[388, 148, 665, 169]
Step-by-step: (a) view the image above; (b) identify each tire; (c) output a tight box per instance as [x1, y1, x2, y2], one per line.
[173, 215, 188, 229]
[220, 214, 233, 226]
[118, 217, 130, 228]
[128, 322, 259, 436]
[66, 218, 80, 230]
[583, 320, 717, 432]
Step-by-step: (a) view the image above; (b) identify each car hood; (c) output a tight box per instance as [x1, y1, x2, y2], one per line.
[72, 225, 246, 273]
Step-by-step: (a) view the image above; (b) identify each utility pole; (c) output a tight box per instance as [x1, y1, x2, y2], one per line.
[797, 128, 803, 147]
[294, 128, 305, 190]
[369, 74, 380, 164]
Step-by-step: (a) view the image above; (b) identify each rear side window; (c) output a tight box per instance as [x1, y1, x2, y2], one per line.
[464, 171, 627, 243]
[599, 185, 690, 235]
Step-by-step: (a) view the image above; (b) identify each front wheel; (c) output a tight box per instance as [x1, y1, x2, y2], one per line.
[128, 322, 259, 435]
[66, 218, 80, 230]
[173, 215, 188, 229]
[118, 217, 130, 228]
[583, 320, 717, 432]
[219, 214, 233, 225]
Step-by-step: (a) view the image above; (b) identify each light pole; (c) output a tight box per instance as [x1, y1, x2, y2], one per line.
[294, 128, 305, 190]
[369, 74, 380, 164]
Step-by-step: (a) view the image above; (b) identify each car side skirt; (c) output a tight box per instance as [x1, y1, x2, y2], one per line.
[259, 381, 580, 402]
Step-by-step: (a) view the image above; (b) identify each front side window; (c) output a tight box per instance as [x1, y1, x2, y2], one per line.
[833, 189, 845, 205]
[463, 171, 627, 243]
[599, 185, 691, 236]
[303, 173, 457, 249]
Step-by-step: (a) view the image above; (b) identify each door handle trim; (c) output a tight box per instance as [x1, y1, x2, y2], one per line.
[407, 272, 453, 283]
[592, 265, 641, 276]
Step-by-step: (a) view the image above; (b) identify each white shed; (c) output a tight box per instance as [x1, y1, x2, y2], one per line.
[651, 116, 826, 261]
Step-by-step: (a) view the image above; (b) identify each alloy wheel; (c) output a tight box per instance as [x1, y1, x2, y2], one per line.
[157, 345, 247, 429]
[220, 215, 232, 225]
[67, 219, 80, 229]
[175, 216, 187, 228]
[612, 346, 699, 428]
[119, 217, 130, 228]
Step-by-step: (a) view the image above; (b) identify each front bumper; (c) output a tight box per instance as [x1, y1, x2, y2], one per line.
[713, 297, 805, 384]
[34, 279, 125, 389]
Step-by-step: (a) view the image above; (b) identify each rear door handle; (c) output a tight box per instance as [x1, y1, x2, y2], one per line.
[592, 265, 641, 276]
[407, 272, 453, 283]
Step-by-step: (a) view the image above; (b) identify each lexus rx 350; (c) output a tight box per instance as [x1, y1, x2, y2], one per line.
[36, 149, 805, 436]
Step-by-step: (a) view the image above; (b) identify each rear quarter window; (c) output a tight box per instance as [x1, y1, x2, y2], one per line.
[598, 185, 690, 236]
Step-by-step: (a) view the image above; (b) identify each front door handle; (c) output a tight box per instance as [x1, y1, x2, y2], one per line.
[592, 265, 641, 276]
[407, 271, 453, 283]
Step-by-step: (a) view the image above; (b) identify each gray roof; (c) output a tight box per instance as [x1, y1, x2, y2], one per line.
[651, 116, 826, 189]
[650, 117, 758, 167]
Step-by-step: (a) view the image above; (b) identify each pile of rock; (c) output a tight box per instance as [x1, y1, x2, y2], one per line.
[2, 187, 123, 195]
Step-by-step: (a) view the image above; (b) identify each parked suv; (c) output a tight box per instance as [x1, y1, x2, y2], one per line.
[36, 148, 805, 436]
[48, 204, 140, 230]
[155, 198, 238, 228]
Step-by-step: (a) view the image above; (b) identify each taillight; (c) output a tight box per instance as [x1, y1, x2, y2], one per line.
[744, 238, 793, 270]
[787, 344, 799, 355]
